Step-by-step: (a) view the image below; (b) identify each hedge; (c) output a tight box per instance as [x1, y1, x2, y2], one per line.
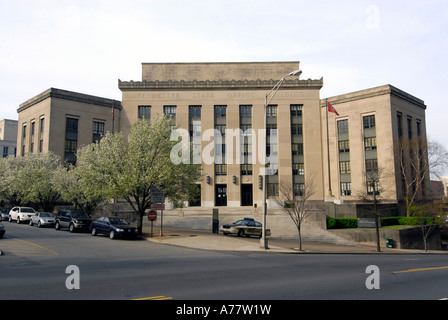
[327, 216, 435, 229]
[327, 218, 358, 229]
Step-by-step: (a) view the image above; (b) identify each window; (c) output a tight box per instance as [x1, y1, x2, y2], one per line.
[293, 163, 305, 176]
[364, 137, 377, 150]
[241, 164, 253, 176]
[266, 105, 277, 117]
[138, 106, 151, 120]
[291, 124, 303, 135]
[293, 183, 305, 196]
[366, 159, 378, 171]
[93, 121, 105, 143]
[215, 164, 227, 176]
[239, 105, 252, 117]
[290, 104, 303, 117]
[164, 105, 176, 120]
[339, 140, 350, 153]
[292, 143, 304, 155]
[341, 182, 351, 196]
[367, 181, 380, 195]
[214, 105, 227, 117]
[407, 117, 412, 139]
[3, 147, 8, 158]
[267, 183, 279, 196]
[339, 161, 351, 174]
[363, 115, 376, 129]
[337, 120, 348, 133]
[65, 118, 79, 164]
[397, 113, 403, 137]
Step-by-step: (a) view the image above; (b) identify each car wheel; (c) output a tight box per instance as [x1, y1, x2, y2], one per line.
[91, 227, 97, 236]
[8, 216, 12, 223]
[37, 221, 42, 228]
[55, 221, 61, 230]
[69, 223, 75, 233]
[29, 220, 33, 226]
[16, 217, 20, 224]
[109, 230, 115, 240]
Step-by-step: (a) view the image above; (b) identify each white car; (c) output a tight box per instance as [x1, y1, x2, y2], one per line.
[29, 212, 55, 228]
[9, 207, 36, 224]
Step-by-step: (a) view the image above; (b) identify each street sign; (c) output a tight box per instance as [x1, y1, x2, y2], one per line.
[150, 203, 165, 210]
[151, 187, 165, 204]
[147, 210, 157, 222]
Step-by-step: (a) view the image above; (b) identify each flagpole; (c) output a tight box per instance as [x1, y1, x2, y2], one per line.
[326, 99, 333, 198]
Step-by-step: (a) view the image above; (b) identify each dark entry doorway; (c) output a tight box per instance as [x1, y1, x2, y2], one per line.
[241, 184, 253, 206]
[215, 184, 227, 206]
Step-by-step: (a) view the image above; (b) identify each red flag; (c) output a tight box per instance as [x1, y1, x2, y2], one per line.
[328, 102, 339, 116]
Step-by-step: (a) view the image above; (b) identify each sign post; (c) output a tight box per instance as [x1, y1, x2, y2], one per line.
[146, 209, 157, 237]
[150, 187, 165, 237]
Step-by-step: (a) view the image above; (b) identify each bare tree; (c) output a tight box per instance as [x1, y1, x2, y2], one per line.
[273, 180, 315, 251]
[356, 168, 386, 252]
[397, 137, 448, 216]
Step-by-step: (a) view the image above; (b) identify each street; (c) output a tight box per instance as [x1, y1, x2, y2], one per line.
[1, 222, 448, 301]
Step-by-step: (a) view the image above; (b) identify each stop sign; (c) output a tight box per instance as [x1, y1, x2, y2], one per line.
[147, 210, 157, 222]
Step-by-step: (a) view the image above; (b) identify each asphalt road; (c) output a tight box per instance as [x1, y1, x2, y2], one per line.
[1, 222, 448, 301]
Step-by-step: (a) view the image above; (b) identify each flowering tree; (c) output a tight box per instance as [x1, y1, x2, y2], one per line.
[76, 117, 202, 234]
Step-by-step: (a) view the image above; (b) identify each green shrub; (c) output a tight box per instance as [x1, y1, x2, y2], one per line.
[381, 216, 434, 226]
[327, 218, 358, 229]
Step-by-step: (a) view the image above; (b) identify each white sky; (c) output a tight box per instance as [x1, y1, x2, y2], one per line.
[1, 0, 447, 157]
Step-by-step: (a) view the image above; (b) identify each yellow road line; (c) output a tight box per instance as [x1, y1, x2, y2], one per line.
[394, 266, 448, 274]
[13, 239, 59, 255]
[133, 296, 173, 300]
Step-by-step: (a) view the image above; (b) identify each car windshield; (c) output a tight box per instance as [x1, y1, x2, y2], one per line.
[234, 220, 248, 226]
[71, 212, 89, 218]
[109, 218, 129, 225]
[22, 208, 35, 213]
[40, 213, 53, 217]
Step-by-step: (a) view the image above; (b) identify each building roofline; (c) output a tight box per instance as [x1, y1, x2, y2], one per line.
[17, 88, 122, 113]
[322, 84, 426, 109]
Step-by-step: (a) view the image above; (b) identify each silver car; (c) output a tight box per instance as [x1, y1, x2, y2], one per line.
[29, 212, 55, 228]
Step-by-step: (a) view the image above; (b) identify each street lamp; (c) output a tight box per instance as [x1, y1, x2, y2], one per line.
[260, 69, 302, 249]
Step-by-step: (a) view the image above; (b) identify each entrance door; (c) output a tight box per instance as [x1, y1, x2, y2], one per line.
[215, 184, 227, 206]
[241, 184, 253, 206]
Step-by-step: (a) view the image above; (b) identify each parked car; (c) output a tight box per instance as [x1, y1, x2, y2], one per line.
[90, 216, 138, 240]
[55, 209, 92, 232]
[29, 212, 55, 228]
[0, 208, 10, 221]
[0, 223, 5, 238]
[8, 207, 36, 224]
[219, 217, 271, 238]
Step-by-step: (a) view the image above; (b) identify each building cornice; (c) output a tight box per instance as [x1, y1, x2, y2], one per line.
[118, 78, 324, 91]
[322, 84, 426, 109]
[18, 88, 122, 113]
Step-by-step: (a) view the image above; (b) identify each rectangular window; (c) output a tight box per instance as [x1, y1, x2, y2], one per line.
[293, 163, 305, 175]
[164, 105, 177, 120]
[215, 164, 227, 176]
[341, 182, 352, 196]
[292, 143, 304, 155]
[407, 117, 412, 139]
[293, 183, 305, 196]
[65, 118, 79, 164]
[138, 106, 151, 120]
[337, 120, 348, 133]
[364, 137, 377, 150]
[93, 121, 105, 143]
[363, 115, 376, 129]
[267, 183, 279, 196]
[290, 104, 303, 117]
[3, 146, 8, 158]
[339, 161, 351, 174]
[397, 113, 403, 137]
[339, 140, 350, 153]
[241, 164, 253, 176]
[266, 105, 277, 117]
[366, 159, 378, 171]
[367, 181, 380, 195]
[291, 124, 303, 135]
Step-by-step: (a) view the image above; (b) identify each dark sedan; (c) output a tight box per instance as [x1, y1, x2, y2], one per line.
[90, 216, 138, 240]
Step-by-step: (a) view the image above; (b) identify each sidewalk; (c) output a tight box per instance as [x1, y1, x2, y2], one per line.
[143, 226, 448, 254]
